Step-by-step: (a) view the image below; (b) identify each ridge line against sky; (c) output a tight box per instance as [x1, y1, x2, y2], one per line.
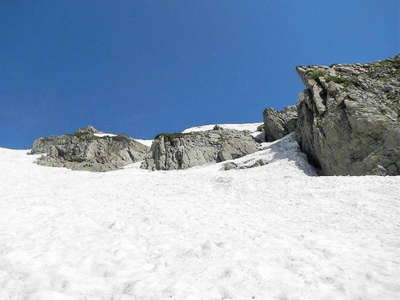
[1, 0, 399, 148]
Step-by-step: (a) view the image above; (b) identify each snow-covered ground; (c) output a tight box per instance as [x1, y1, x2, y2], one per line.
[0, 125, 399, 300]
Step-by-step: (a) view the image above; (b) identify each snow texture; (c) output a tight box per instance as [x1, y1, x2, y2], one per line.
[0, 124, 399, 300]
[93, 133, 117, 138]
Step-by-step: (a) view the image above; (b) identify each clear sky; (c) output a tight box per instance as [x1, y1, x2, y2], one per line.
[1, 0, 399, 148]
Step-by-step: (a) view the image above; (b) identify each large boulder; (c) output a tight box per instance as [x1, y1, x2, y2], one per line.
[263, 105, 298, 142]
[31, 126, 149, 171]
[296, 55, 400, 175]
[141, 126, 259, 170]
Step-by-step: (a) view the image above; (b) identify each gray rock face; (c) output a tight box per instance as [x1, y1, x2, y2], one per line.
[141, 127, 259, 170]
[222, 159, 268, 170]
[31, 126, 149, 172]
[296, 55, 400, 175]
[263, 106, 297, 142]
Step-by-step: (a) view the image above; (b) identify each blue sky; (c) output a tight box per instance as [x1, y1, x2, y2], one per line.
[1, 1, 398, 148]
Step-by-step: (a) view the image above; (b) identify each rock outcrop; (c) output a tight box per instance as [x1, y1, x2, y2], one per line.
[296, 55, 400, 175]
[263, 106, 297, 142]
[141, 126, 259, 170]
[31, 126, 149, 171]
[222, 159, 268, 170]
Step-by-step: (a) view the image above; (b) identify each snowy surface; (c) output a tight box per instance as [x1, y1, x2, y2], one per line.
[93, 133, 117, 138]
[0, 130, 400, 300]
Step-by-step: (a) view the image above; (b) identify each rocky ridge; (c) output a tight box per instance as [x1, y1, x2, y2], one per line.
[31, 126, 149, 172]
[141, 126, 259, 170]
[28, 55, 399, 176]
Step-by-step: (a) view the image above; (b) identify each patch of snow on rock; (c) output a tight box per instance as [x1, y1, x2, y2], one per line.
[221, 133, 316, 176]
[93, 132, 117, 137]
[134, 139, 153, 147]
[182, 122, 263, 133]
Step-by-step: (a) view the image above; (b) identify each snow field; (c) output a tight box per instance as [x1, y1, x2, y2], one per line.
[0, 130, 399, 299]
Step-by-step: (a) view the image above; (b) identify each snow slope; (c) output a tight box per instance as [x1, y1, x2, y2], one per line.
[0, 128, 399, 300]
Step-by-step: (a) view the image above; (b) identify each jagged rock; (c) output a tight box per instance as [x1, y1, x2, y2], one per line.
[263, 106, 297, 142]
[296, 55, 400, 175]
[222, 159, 268, 170]
[213, 124, 224, 131]
[141, 129, 259, 170]
[256, 124, 265, 132]
[31, 126, 149, 172]
[75, 125, 99, 135]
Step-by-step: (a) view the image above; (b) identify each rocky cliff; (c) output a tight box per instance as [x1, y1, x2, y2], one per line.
[295, 55, 400, 175]
[141, 126, 259, 170]
[31, 126, 149, 171]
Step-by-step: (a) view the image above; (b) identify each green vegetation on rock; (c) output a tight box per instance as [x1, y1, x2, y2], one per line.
[71, 132, 102, 141]
[308, 70, 325, 80]
[325, 75, 359, 87]
[154, 131, 201, 140]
